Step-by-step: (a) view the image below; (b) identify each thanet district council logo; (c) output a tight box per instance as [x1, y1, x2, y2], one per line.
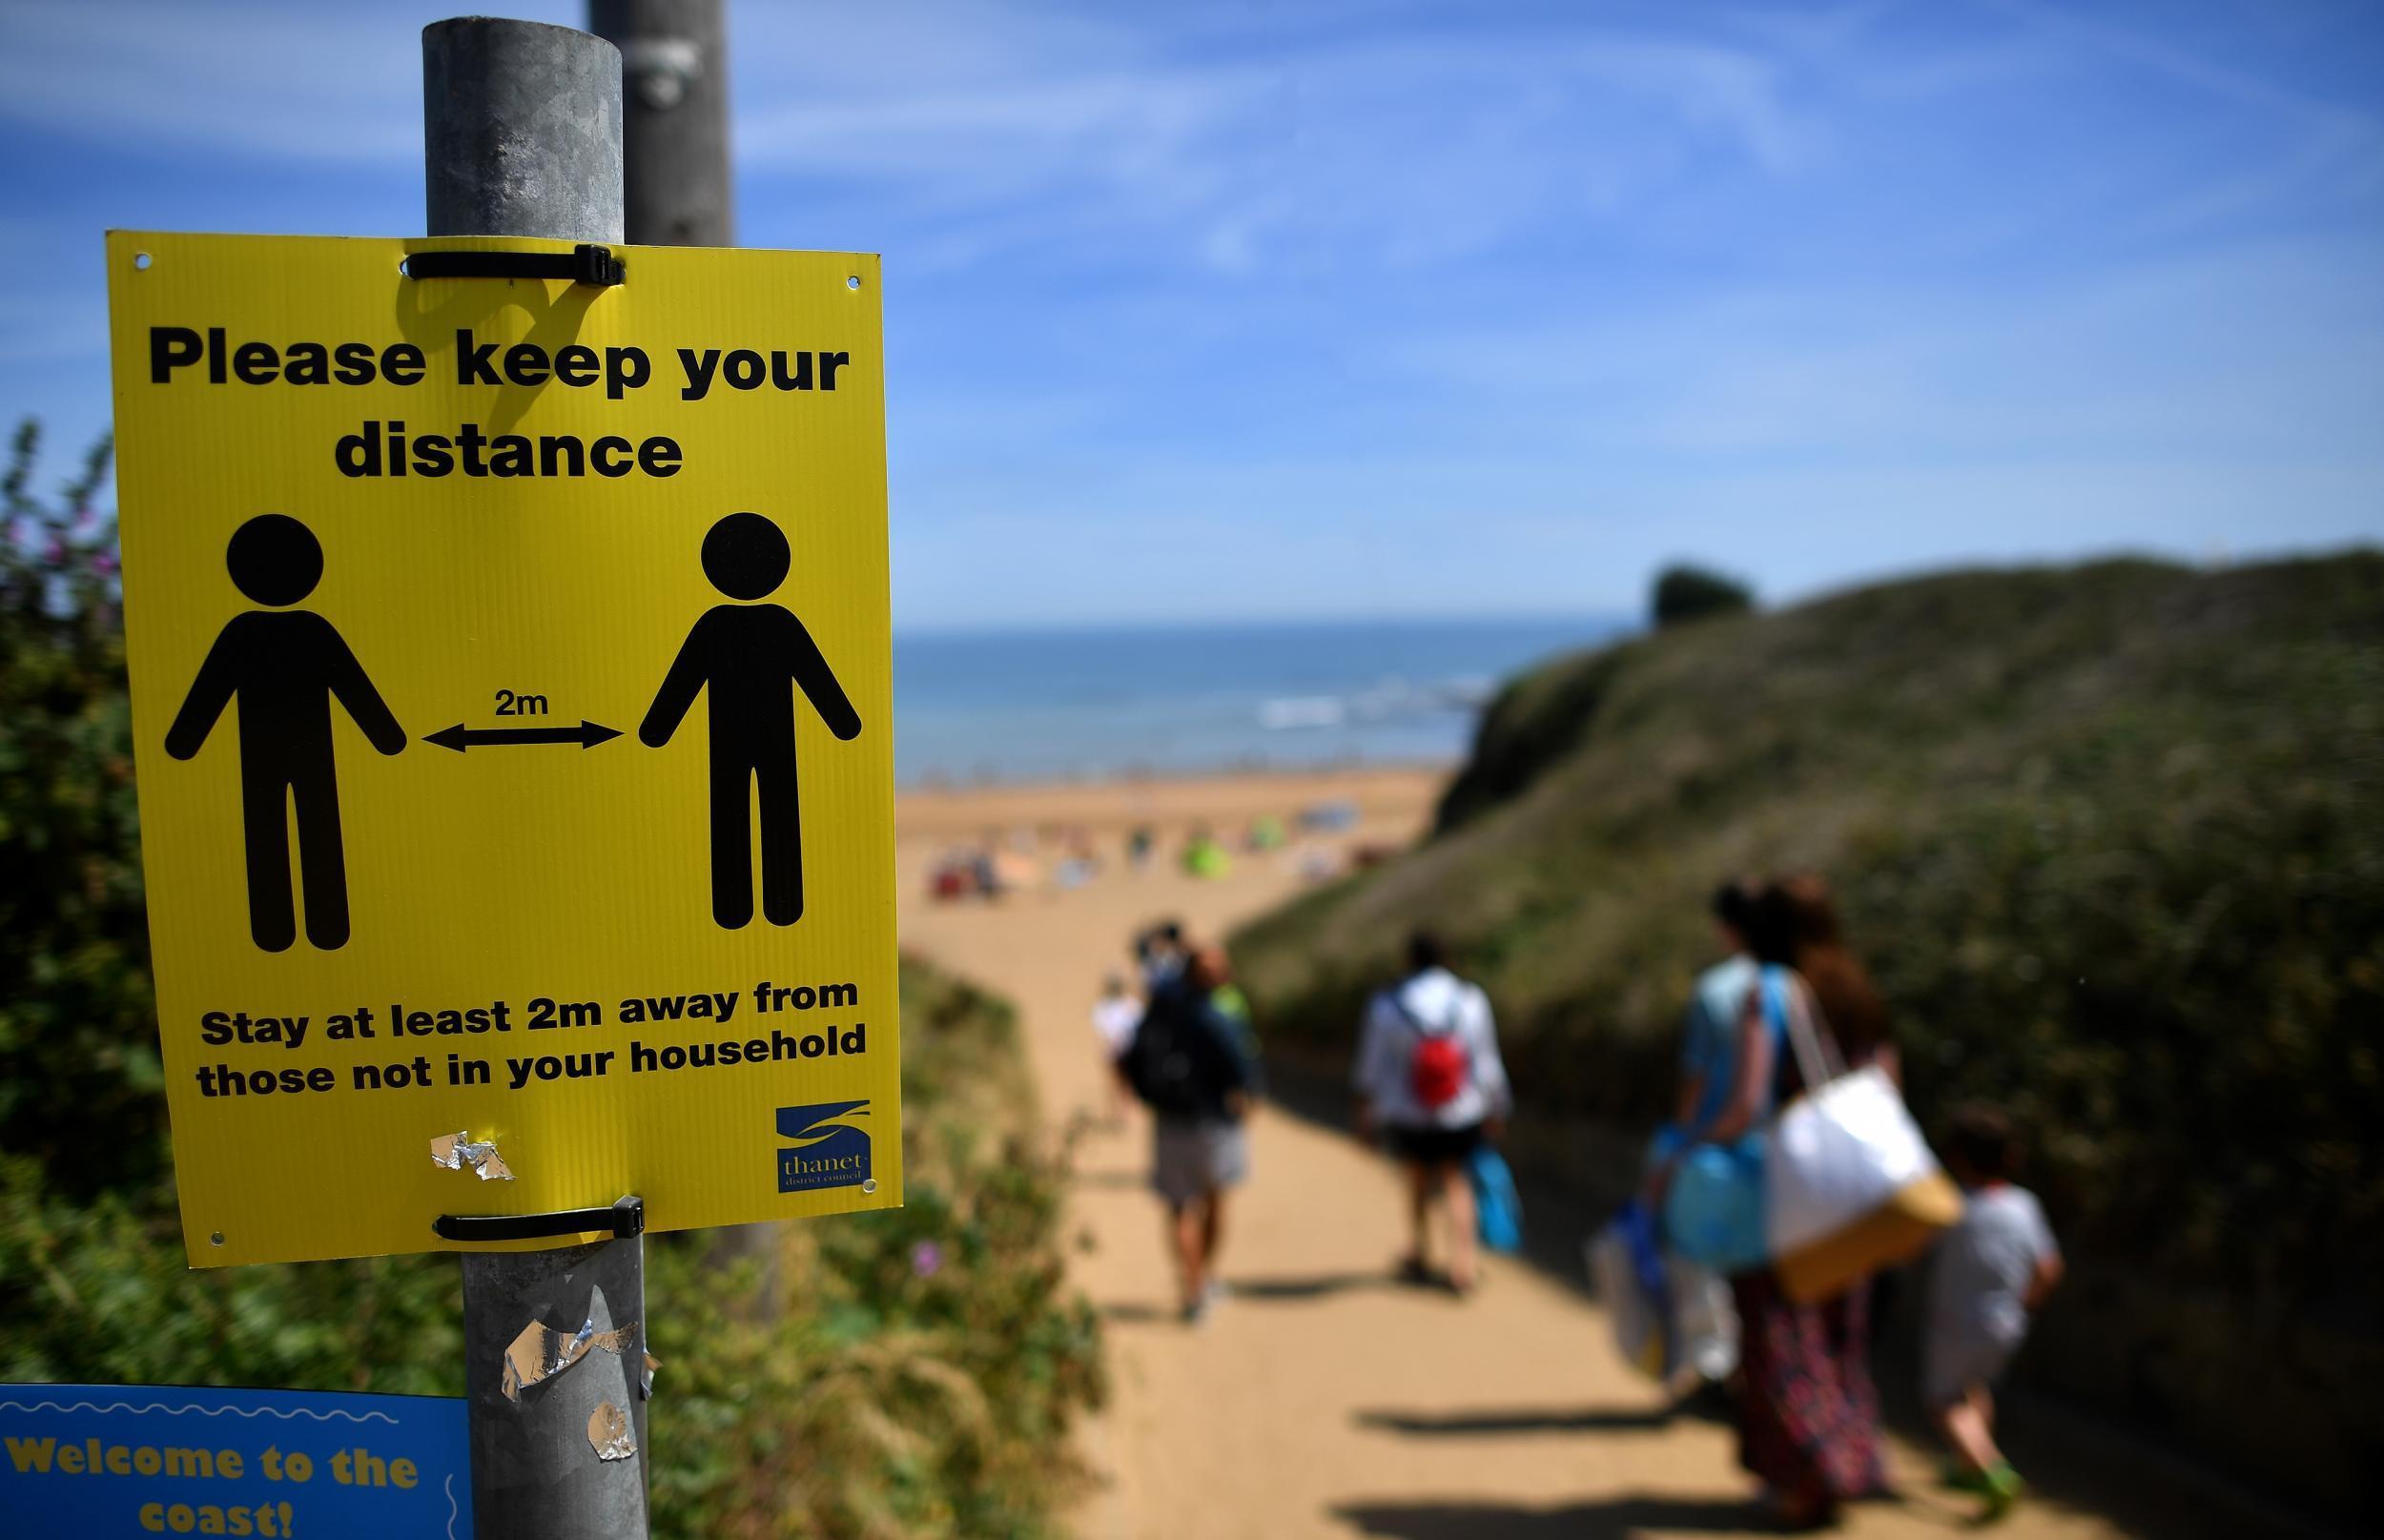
[778, 1100, 873, 1194]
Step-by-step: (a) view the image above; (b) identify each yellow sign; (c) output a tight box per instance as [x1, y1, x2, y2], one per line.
[105, 231, 899, 1267]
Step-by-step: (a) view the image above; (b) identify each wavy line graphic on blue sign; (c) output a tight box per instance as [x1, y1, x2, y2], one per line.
[0, 1398, 400, 1425]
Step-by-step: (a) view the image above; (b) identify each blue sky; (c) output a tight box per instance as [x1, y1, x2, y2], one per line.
[2, 0, 2380, 629]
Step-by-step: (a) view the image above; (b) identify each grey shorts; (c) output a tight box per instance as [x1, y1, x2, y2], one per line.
[1152, 1117, 1247, 1207]
[1923, 1328, 2020, 1407]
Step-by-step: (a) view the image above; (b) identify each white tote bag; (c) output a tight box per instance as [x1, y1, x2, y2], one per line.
[1763, 986, 1961, 1300]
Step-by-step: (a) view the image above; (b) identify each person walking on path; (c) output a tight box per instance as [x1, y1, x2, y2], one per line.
[1684, 876, 1896, 1529]
[1352, 931, 1512, 1296]
[1927, 1104, 2065, 1523]
[1119, 944, 1261, 1324]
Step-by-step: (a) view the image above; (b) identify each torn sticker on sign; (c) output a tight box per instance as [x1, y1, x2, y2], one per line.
[587, 1401, 637, 1462]
[500, 1315, 638, 1402]
[431, 1130, 513, 1181]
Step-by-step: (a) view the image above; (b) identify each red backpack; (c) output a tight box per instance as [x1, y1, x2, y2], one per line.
[1400, 999, 1470, 1110]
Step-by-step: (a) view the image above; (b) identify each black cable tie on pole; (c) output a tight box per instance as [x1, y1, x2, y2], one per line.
[405, 243, 626, 286]
[435, 1194, 644, 1243]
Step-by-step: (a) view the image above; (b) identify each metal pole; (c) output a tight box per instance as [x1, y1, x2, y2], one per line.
[459, 1236, 649, 1538]
[424, 16, 625, 242]
[588, 0, 782, 1299]
[421, 19, 646, 1540]
[589, 0, 733, 246]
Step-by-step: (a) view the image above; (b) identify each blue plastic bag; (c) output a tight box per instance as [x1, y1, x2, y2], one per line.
[1662, 1132, 1769, 1274]
[1615, 1197, 1669, 1293]
[1469, 1145, 1525, 1253]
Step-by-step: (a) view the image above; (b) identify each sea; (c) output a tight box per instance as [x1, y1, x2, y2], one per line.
[892, 615, 1623, 786]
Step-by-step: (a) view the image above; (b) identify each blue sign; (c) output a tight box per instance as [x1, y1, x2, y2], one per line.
[776, 1099, 873, 1193]
[0, 1385, 469, 1539]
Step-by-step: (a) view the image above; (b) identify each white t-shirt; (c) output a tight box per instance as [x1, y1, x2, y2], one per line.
[1091, 996, 1142, 1056]
[1351, 967, 1512, 1130]
[1928, 1183, 2060, 1347]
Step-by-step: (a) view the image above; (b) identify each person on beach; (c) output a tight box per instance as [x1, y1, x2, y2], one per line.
[1352, 931, 1511, 1295]
[1120, 944, 1261, 1324]
[1182, 823, 1232, 879]
[1691, 877, 1893, 1529]
[1135, 919, 1188, 991]
[1090, 974, 1142, 1126]
[1926, 1104, 2064, 1523]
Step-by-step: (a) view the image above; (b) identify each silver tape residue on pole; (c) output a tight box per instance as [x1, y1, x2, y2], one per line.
[430, 1130, 514, 1181]
[586, 1402, 639, 1462]
[500, 1315, 639, 1403]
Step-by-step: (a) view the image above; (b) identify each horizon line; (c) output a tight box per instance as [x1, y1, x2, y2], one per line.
[890, 608, 1635, 643]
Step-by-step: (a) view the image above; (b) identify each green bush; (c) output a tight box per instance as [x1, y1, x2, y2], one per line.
[0, 421, 164, 1199]
[1651, 563, 1753, 628]
[0, 421, 1102, 1540]
[1, 968, 1103, 1540]
[643, 970, 1106, 1539]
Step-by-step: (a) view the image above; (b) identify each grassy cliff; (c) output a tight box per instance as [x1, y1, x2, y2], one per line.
[1230, 553, 2384, 1513]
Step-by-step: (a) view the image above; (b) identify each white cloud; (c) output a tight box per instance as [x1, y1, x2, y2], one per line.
[733, 14, 1814, 277]
[0, 0, 574, 163]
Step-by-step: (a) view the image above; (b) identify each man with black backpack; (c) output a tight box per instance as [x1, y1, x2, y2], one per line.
[1118, 944, 1261, 1324]
[1353, 931, 1512, 1295]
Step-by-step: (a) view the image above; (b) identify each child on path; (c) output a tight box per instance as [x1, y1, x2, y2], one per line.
[1926, 1104, 2065, 1522]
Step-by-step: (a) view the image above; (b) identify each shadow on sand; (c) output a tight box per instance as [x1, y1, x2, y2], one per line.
[1102, 1272, 1391, 1324]
[1224, 1271, 1392, 1301]
[1332, 1494, 1801, 1538]
[1355, 1405, 1681, 1436]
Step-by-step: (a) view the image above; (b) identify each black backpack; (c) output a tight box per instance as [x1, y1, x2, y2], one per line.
[1121, 986, 1222, 1116]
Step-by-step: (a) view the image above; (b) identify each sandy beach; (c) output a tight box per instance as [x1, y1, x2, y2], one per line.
[889, 768, 2216, 1540]
[895, 765, 1446, 848]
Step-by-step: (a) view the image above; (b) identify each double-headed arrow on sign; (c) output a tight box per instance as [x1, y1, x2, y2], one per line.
[423, 721, 623, 751]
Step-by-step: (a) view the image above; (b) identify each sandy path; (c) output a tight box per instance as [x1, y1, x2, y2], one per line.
[894, 772, 2169, 1540]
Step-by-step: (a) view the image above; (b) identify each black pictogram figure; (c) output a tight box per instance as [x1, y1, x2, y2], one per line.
[641, 512, 861, 928]
[165, 514, 406, 952]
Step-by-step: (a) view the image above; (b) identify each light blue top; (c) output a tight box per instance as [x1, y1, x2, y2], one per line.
[1678, 958, 1793, 1140]
[1680, 954, 1753, 1136]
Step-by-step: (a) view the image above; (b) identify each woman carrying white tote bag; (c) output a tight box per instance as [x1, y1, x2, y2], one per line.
[1765, 978, 1961, 1303]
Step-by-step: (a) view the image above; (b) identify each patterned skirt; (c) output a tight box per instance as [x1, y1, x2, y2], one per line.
[1731, 1269, 1885, 1503]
